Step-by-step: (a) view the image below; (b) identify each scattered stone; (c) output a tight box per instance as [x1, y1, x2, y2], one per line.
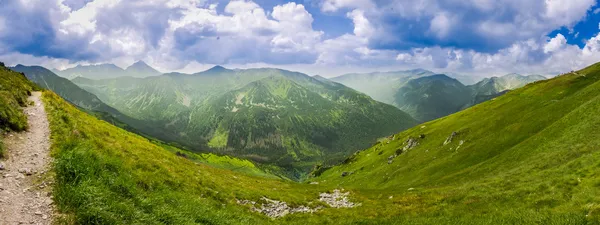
[443, 132, 458, 145]
[341, 171, 349, 177]
[0, 163, 5, 170]
[419, 134, 426, 139]
[309, 182, 319, 185]
[42, 215, 48, 220]
[237, 198, 318, 218]
[34, 211, 42, 215]
[18, 168, 33, 176]
[387, 155, 397, 164]
[319, 189, 360, 208]
[407, 188, 415, 191]
[403, 138, 418, 151]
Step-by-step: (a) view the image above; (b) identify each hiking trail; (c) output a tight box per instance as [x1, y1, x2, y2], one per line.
[0, 92, 54, 225]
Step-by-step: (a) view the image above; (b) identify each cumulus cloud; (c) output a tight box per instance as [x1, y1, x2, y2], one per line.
[1, 0, 600, 77]
[334, 0, 596, 53]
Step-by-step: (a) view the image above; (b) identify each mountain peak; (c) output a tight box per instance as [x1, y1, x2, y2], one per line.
[125, 60, 160, 76]
[198, 65, 232, 75]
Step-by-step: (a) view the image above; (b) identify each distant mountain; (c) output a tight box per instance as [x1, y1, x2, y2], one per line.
[331, 69, 436, 105]
[72, 66, 418, 177]
[395, 75, 473, 122]
[54, 61, 162, 79]
[443, 72, 482, 85]
[54, 63, 125, 79]
[332, 70, 547, 122]
[124, 61, 162, 77]
[10, 65, 167, 139]
[470, 73, 546, 96]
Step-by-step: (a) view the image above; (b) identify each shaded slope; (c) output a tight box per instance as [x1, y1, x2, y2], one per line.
[394, 74, 472, 121]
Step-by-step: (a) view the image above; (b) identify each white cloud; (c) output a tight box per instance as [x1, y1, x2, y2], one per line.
[429, 13, 454, 39]
[347, 9, 374, 38]
[321, 0, 375, 12]
[224, 0, 260, 15]
[544, 33, 567, 53]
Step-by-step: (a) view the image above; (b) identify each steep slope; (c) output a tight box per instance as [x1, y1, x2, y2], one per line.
[312, 62, 600, 222]
[72, 67, 418, 177]
[394, 75, 472, 122]
[0, 62, 38, 157]
[10, 65, 170, 140]
[41, 91, 319, 224]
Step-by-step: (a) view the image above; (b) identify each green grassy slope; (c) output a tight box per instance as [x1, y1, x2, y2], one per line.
[43, 91, 326, 224]
[23, 62, 600, 224]
[71, 67, 418, 177]
[11, 65, 183, 145]
[0, 63, 37, 157]
[311, 63, 600, 223]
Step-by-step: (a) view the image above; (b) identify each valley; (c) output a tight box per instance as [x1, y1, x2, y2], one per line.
[2, 59, 599, 224]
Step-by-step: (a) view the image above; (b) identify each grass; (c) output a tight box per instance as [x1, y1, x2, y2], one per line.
[30, 61, 600, 224]
[310, 63, 600, 223]
[43, 91, 331, 224]
[0, 63, 37, 157]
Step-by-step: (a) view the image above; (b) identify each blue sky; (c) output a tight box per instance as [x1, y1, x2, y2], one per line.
[1, 0, 600, 77]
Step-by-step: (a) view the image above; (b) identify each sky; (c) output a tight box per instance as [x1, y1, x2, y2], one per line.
[1, 0, 600, 78]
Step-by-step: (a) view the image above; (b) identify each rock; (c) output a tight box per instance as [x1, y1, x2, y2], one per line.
[407, 188, 415, 191]
[387, 155, 397, 164]
[419, 134, 426, 139]
[18, 168, 33, 176]
[238, 197, 318, 218]
[341, 171, 349, 177]
[403, 138, 418, 151]
[319, 189, 360, 208]
[0, 163, 5, 170]
[34, 211, 42, 215]
[443, 132, 458, 145]
[42, 215, 48, 220]
[309, 182, 319, 185]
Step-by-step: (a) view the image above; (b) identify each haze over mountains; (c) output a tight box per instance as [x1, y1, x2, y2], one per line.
[332, 69, 546, 121]
[52, 61, 162, 79]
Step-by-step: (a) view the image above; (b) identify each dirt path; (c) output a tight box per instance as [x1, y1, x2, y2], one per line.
[0, 92, 53, 225]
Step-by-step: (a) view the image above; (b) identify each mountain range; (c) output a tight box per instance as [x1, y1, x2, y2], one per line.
[4, 60, 600, 223]
[69, 66, 418, 177]
[332, 70, 546, 121]
[52, 61, 162, 79]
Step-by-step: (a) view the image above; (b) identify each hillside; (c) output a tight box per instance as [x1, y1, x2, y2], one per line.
[331, 69, 436, 105]
[332, 71, 546, 121]
[0, 62, 38, 157]
[72, 67, 418, 177]
[312, 62, 600, 223]
[471, 73, 547, 96]
[24, 62, 600, 224]
[9, 65, 175, 141]
[394, 74, 473, 122]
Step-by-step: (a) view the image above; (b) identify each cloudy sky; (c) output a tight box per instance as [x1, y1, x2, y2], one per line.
[1, 0, 600, 77]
